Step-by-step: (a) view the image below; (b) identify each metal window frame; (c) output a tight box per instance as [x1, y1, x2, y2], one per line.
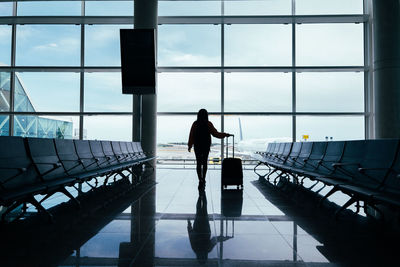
[0, 0, 369, 147]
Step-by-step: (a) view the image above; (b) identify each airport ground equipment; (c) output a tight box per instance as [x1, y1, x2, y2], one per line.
[0, 136, 154, 222]
[253, 139, 400, 219]
[221, 135, 243, 190]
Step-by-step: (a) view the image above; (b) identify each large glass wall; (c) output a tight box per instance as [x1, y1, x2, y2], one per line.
[0, 1, 134, 140]
[158, 0, 367, 159]
[0, 0, 368, 158]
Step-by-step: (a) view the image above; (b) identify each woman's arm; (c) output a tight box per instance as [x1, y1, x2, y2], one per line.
[208, 122, 231, 139]
[188, 122, 195, 152]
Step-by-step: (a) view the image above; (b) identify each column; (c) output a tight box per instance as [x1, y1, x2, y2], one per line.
[373, 0, 400, 138]
[133, 0, 158, 158]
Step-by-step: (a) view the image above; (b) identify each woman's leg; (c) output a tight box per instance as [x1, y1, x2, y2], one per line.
[195, 150, 204, 181]
[196, 160, 202, 181]
[200, 152, 209, 181]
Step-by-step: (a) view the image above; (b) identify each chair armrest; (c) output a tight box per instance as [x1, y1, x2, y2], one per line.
[35, 162, 62, 168]
[0, 166, 27, 172]
[358, 167, 390, 173]
[332, 162, 360, 168]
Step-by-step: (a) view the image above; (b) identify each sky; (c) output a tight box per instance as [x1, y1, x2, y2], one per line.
[0, 0, 366, 145]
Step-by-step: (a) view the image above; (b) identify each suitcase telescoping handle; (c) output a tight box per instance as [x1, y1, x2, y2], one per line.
[225, 134, 234, 158]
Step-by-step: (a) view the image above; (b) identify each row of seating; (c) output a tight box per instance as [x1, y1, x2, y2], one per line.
[0, 136, 154, 221]
[253, 140, 400, 217]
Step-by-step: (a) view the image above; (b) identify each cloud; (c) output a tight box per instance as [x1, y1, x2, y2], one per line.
[86, 25, 132, 47]
[159, 49, 219, 66]
[34, 43, 58, 50]
[33, 38, 79, 53]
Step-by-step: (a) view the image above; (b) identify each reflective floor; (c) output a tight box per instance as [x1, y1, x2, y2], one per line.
[1, 167, 399, 266]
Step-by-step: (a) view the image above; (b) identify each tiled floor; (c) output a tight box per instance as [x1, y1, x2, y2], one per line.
[58, 168, 369, 266]
[2, 167, 399, 266]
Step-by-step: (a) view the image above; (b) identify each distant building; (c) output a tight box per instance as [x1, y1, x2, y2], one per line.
[0, 72, 73, 138]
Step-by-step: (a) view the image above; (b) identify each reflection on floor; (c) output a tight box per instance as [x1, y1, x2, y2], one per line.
[1, 168, 399, 266]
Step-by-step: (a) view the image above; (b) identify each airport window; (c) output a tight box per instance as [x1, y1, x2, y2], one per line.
[224, 0, 291, 16]
[224, 116, 293, 145]
[224, 24, 292, 66]
[296, 72, 364, 112]
[84, 72, 132, 112]
[15, 72, 80, 112]
[296, 116, 365, 141]
[158, 1, 221, 16]
[84, 1, 134, 16]
[0, 0, 367, 153]
[295, 0, 363, 15]
[296, 23, 364, 66]
[84, 115, 132, 141]
[0, 2, 13, 16]
[0, 25, 12, 66]
[0, 115, 9, 136]
[16, 25, 81, 66]
[14, 115, 78, 139]
[157, 73, 221, 112]
[0, 72, 11, 112]
[17, 1, 81, 16]
[157, 115, 221, 159]
[85, 25, 133, 66]
[158, 24, 221, 67]
[224, 72, 292, 112]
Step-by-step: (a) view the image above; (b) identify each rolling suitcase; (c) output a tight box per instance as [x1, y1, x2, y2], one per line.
[221, 135, 243, 189]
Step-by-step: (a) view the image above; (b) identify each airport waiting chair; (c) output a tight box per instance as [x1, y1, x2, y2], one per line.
[372, 147, 400, 208]
[55, 139, 100, 187]
[290, 142, 313, 173]
[118, 142, 132, 163]
[26, 137, 79, 219]
[315, 140, 367, 204]
[74, 140, 99, 173]
[296, 142, 328, 184]
[125, 142, 139, 161]
[0, 137, 47, 221]
[335, 139, 399, 215]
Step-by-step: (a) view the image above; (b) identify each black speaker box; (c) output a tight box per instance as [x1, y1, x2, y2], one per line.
[120, 29, 156, 94]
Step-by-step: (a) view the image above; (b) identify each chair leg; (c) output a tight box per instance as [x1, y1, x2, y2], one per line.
[315, 183, 326, 194]
[117, 170, 129, 181]
[273, 172, 285, 186]
[266, 169, 277, 182]
[254, 162, 270, 179]
[85, 180, 95, 189]
[335, 196, 357, 219]
[307, 180, 319, 190]
[59, 187, 80, 208]
[1, 200, 23, 222]
[27, 196, 54, 223]
[319, 186, 339, 207]
[39, 191, 57, 204]
[103, 173, 113, 186]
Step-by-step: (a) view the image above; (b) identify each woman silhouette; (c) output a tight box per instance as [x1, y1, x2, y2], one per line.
[188, 109, 231, 189]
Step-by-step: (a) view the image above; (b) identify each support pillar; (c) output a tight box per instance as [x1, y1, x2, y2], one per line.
[373, 0, 400, 138]
[134, 0, 157, 159]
